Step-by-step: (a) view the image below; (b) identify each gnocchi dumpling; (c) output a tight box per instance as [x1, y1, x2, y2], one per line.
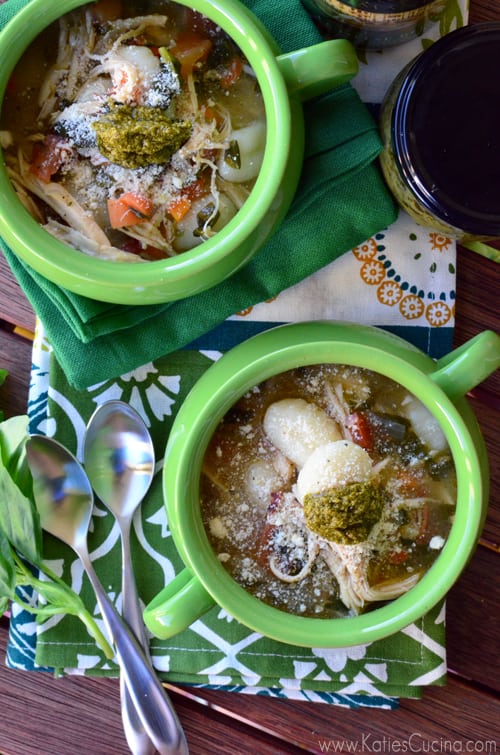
[245, 459, 282, 508]
[263, 398, 342, 468]
[295, 440, 372, 504]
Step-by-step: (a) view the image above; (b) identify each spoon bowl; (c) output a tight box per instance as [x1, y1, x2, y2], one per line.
[84, 401, 157, 755]
[84, 400, 155, 523]
[26, 434, 95, 549]
[26, 434, 188, 755]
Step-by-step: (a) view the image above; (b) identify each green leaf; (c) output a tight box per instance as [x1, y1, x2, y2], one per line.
[0, 531, 16, 600]
[0, 416, 32, 493]
[0, 411, 113, 658]
[0, 464, 42, 565]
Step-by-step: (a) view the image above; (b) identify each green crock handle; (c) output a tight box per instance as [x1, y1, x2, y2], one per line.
[277, 39, 359, 101]
[431, 330, 500, 400]
[143, 569, 215, 639]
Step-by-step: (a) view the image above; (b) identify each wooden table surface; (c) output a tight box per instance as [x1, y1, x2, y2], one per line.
[1, 2, 499, 753]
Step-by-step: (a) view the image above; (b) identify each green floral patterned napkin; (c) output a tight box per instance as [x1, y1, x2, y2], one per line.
[10, 324, 446, 707]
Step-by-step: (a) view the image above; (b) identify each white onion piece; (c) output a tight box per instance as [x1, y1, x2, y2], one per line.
[218, 121, 266, 183]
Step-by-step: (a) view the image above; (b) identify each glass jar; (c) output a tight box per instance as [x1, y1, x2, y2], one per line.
[379, 23, 500, 242]
[301, 0, 450, 49]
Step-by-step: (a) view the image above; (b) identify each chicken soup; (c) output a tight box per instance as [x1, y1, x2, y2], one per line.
[201, 364, 457, 618]
[0, 0, 266, 261]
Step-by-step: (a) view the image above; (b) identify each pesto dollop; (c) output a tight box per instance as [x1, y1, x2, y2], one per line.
[92, 104, 192, 168]
[303, 481, 386, 544]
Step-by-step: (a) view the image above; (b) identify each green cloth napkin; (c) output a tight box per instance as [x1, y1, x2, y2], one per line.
[24, 334, 446, 702]
[0, 0, 397, 390]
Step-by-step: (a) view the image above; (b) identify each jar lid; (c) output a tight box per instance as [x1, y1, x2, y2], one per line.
[392, 23, 500, 237]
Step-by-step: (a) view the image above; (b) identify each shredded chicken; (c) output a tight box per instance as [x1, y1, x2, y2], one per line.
[44, 220, 145, 262]
[321, 540, 420, 613]
[18, 153, 110, 246]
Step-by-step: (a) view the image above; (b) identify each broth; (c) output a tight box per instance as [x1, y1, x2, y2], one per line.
[0, 0, 266, 261]
[201, 364, 457, 618]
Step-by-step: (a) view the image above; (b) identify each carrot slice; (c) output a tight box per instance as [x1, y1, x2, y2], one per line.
[119, 192, 154, 217]
[167, 177, 208, 222]
[168, 195, 192, 223]
[171, 33, 212, 78]
[108, 198, 146, 229]
[107, 192, 154, 229]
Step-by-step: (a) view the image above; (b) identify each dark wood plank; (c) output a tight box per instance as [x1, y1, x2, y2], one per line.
[467, 397, 500, 547]
[197, 678, 500, 750]
[2, 617, 499, 755]
[0, 252, 36, 334]
[469, 0, 500, 22]
[446, 544, 499, 688]
[0, 326, 32, 417]
[455, 247, 500, 547]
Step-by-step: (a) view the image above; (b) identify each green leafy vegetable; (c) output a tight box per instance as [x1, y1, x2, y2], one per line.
[0, 407, 113, 659]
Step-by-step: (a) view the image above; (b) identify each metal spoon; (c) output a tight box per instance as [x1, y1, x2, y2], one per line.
[84, 400, 156, 755]
[26, 434, 188, 755]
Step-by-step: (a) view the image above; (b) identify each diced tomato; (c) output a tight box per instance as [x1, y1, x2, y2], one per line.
[346, 412, 373, 451]
[220, 56, 243, 88]
[141, 246, 168, 261]
[184, 177, 208, 202]
[396, 469, 429, 497]
[29, 135, 69, 183]
[170, 32, 212, 78]
[387, 549, 409, 565]
[120, 237, 167, 260]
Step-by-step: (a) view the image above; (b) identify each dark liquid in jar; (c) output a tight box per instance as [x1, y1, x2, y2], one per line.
[408, 40, 500, 218]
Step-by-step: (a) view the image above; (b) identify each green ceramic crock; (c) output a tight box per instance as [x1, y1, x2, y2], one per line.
[0, 0, 357, 305]
[144, 321, 500, 648]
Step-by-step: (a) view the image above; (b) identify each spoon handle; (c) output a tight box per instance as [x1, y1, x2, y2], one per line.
[81, 547, 189, 755]
[120, 521, 157, 755]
